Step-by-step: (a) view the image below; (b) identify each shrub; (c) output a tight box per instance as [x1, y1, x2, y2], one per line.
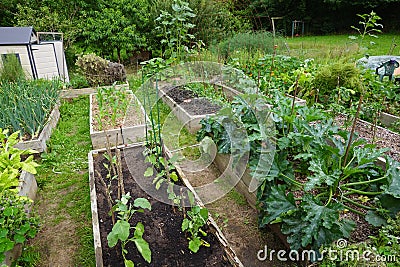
[75, 53, 126, 87]
[312, 62, 363, 103]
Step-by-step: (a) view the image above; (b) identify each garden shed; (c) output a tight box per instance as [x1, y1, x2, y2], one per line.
[0, 26, 69, 82]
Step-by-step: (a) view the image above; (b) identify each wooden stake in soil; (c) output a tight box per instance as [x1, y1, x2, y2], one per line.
[96, 169, 116, 226]
[343, 95, 363, 166]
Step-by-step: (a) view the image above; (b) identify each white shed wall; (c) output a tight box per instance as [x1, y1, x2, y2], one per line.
[50, 41, 69, 82]
[31, 43, 59, 80]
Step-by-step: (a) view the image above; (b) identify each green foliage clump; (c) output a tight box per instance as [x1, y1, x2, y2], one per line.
[0, 54, 26, 83]
[67, 72, 90, 89]
[0, 129, 39, 194]
[0, 79, 60, 139]
[0, 128, 40, 264]
[0, 190, 40, 264]
[313, 62, 363, 102]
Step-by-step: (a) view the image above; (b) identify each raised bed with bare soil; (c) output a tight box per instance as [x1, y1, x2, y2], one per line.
[88, 144, 243, 267]
[90, 93, 148, 149]
[159, 87, 221, 133]
[14, 103, 60, 153]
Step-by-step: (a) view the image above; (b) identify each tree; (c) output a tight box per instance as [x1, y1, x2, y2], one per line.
[81, 0, 149, 62]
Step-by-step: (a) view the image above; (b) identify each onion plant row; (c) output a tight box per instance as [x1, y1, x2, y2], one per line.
[0, 79, 61, 139]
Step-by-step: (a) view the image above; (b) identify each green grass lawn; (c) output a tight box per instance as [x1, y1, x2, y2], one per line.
[283, 33, 400, 62]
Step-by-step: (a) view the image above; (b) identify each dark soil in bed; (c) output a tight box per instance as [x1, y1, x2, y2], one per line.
[166, 87, 198, 104]
[166, 87, 221, 116]
[93, 145, 234, 267]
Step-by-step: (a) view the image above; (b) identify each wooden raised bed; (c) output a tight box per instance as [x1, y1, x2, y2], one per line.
[60, 83, 129, 99]
[14, 103, 60, 153]
[379, 112, 400, 128]
[2, 171, 38, 266]
[88, 143, 243, 267]
[159, 88, 218, 134]
[89, 93, 148, 149]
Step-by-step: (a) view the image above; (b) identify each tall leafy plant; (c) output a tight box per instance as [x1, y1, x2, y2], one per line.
[155, 0, 196, 60]
[349, 10, 383, 52]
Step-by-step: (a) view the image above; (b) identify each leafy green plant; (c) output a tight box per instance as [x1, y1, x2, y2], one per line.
[143, 147, 179, 190]
[107, 193, 152, 267]
[155, 0, 196, 60]
[67, 72, 90, 89]
[0, 79, 60, 139]
[0, 190, 40, 263]
[0, 129, 39, 194]
[140, 57, 175, 79]
[181, 205, 209, 253]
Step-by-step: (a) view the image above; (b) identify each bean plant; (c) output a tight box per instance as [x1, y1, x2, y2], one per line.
[181, 205, 209, 253]
[107, 193, 152, 267]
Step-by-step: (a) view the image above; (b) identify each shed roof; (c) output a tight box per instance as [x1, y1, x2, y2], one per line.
[0, 27, 37, 45]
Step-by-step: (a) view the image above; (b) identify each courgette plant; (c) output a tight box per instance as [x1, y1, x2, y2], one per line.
[197, 92, 400, 251]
